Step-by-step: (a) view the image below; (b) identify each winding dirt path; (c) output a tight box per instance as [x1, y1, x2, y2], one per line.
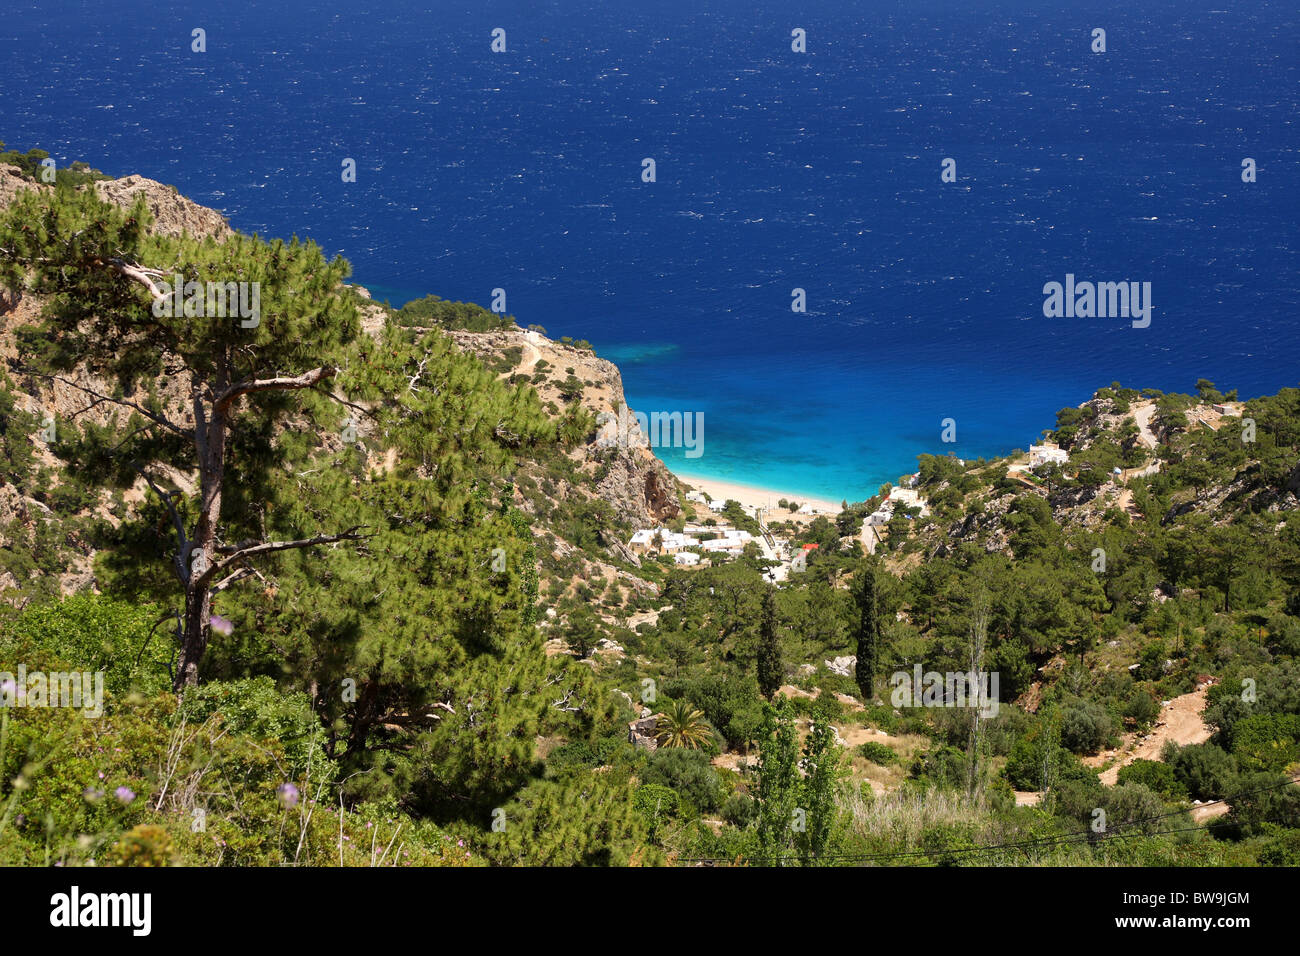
[1091, 685, 1213, 786]
[1133, 401, 1159, 450]
[518, 331, 543, 374]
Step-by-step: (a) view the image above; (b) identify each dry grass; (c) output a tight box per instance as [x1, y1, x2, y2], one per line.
[840, 785, 986, 847]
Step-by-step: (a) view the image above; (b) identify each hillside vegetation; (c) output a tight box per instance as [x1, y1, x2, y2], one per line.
[0, 165, 1296, 867]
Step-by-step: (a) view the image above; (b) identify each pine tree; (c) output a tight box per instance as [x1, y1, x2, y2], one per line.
[853, 558, 880, 701]
[0, 187, 364, 690]
[756, 585, 783, 700]
[483, 772, 659, 866]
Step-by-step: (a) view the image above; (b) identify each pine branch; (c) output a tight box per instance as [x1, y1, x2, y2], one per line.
[214, 366, 336, 414]
[194, 526, 371, 590]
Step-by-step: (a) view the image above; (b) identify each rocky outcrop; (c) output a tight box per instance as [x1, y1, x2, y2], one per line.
[628, 712, 660, 751]
[93, 175, 231, 240]
[0, 166, 231, 241]
[448, 325, 681, 528]
[594, 446, 680, 527]
[0, 164, 50, 208]
[825, 655, 856, 677]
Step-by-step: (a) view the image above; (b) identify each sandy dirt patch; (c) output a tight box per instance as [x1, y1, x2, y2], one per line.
[1090, 686, 1213, 786]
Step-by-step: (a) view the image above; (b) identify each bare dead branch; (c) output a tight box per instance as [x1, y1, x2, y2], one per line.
[130, 461, 189, 583]
[22, 371, 188, 439]
[104, 257, 169, 304]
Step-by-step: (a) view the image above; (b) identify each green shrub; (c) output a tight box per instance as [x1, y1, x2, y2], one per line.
[1230, 713, 1300, 773]
[1004, 735, 1091, 792]
[1059, 697, 1117, 754]
[1116, 759, 1187, 801]
[641, 747, 724, 812]
[721, 791, 756, 827]
[393, 294, 512, 331]
[1123, 689, 1161, 730]
[179, 677, 334, 783]
[1163, 742, 1237, 801]
[0, 594, 171, 699]
[634, 783, 680, 834]
[545, 740, 598, 777]
[856, 740, 898, 765]
[1101, 783, 1166, 834]
[911, 745, 968, 789]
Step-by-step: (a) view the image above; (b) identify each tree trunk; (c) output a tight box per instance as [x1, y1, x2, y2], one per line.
[175, 394, 227, 693]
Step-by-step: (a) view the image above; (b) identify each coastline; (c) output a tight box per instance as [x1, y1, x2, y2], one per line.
[673, 471, 843, 515]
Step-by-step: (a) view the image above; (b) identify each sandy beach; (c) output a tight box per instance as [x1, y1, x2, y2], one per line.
[675, 473, 843, 515]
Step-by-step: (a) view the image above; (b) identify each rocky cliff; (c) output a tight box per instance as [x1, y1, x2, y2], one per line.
[446, 326, 681, 528]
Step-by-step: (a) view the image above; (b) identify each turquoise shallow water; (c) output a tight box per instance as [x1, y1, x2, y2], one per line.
[2, 0, 1296, 503]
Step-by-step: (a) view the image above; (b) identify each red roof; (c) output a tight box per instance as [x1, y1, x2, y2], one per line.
[802, 542, 819, 550]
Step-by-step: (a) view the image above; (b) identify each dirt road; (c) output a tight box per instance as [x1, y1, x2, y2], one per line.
[1094, 686, 1213, 786]
[1133, 401, 1159, 450]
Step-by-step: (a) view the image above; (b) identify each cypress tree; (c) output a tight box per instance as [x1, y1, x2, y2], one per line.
[853, 558, 880, 701]
[756, 584, 783, 700]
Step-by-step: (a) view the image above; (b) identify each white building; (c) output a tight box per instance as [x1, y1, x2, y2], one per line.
[865, 508, 892, 527]
[1028, 443, 1069, 469]
[886, 487, 930, 518]
[699, 530, 753, 554]
[628, 529, 657, 551]
[889, 487, 921, 507]
[628, 528, 699, 555]
[673, 552, 701, 566]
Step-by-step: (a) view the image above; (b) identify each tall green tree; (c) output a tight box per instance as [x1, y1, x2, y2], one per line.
[0, 186, 602, 825]
[755, 696, 800, 863]
[0, 187, 364, 690]
[756, 585, 783, 700]
[754, 696, 844, 865]
[853, 558, 881, 700]
[798, 698, 845, 862]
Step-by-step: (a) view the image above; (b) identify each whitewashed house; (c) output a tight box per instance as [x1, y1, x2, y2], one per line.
[1028, 443, 1069, 469]
[628, 528, 699, 555]
[886, 486, 930, 518]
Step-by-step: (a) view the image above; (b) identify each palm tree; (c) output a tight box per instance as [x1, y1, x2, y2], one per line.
[654, 699, 714, 750]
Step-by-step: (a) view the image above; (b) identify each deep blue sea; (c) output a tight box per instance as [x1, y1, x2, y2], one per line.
[2, 0, 1296, 501]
